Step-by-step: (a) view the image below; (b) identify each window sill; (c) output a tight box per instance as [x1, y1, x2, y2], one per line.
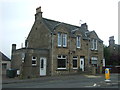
[76, 48, 82, 50]
[32, 65, 37, 67]
[63, 46, 67, 48]
[91, 49, 98, 51]
[73, 68, 78, 70]
[76, 47, 81, 49]
[57, 46, 62, 48]
[57, 46, 68, 48]
[56, 68, 68, 71]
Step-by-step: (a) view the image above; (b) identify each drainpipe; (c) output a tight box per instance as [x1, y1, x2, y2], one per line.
[69, 35, 71, 73]
[88, 38, 91, 73]
[51, 32, 54, 76]
[88, 40, 90, 65]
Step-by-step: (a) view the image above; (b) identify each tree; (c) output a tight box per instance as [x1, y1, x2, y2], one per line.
[104, 45, 110, 65]
[104, 45, 120, 66]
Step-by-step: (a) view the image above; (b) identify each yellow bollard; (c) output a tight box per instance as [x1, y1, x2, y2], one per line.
[105, 68, 111, 82]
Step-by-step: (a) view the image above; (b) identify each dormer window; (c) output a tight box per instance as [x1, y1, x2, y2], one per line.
[91, 39, 97, 50]
[58, 32, 67, 47]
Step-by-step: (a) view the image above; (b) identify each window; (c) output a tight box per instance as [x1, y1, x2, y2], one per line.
[32, 56, 37, 66]
[91, 57, 98, 65]
[73, 56, 78, 69]
[94, 39, 97, 50]
[58, 33, 67, 47]
[91, 39, 94, 49]
[63, 34, 67, 47]
[91, 39, 97, 50]
[76, 36, 81, 48]
[57, 55, 67, 69]
[58, 33, 62, 47]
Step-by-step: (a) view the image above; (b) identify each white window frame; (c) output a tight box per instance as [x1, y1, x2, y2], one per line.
[32, 56, 37, 66]
[63, 34, 67, 47]
[73, 56, 78, 69]
[76, 36, 81, 48]
[57, 55, 67, 69]
[91, 39, 94, 50]
[58, 32, 62, 47]
[94, 39, 97, 50]
[91, 39, 97, 50]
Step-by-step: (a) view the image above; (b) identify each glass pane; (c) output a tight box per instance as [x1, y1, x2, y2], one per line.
[63, 34, 67, 47]
[58, 59, 66, 68]
[91, 60, 97, 64]
[32, 56, 36, 59]
[41, 59, 44, 68]
[58, 33, 62, 46]
[81, 61, 83, 65]
[77, 36, 80, 48]
[73, 60, 77, 67]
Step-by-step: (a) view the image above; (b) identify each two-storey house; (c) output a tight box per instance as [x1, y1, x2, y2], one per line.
[11, 6, 104, 78]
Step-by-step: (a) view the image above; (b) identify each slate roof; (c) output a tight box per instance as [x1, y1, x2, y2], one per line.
[43, 18, 79, 32]
[89, 31, 103, 42]
[43, 18, 103, 42]
[43, 18, 88, 39]
[0, 51, 10, 61]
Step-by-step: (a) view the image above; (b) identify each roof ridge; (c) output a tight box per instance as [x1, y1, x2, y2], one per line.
[0, 51, 10, 61]
[43, 17, 80, 28]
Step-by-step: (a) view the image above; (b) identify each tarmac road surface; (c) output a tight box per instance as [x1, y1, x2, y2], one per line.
[2, 73, 120, 88]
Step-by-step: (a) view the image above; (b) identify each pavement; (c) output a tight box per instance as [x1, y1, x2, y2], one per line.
[2, 73, 88, 84]
[2, 73, 120, 88]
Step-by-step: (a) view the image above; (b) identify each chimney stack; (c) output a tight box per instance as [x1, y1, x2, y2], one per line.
[81, 23, 88, 30]
[35, 6, 43, 20]
[109, 36, 115, 46]
[12, 44, 16, 53]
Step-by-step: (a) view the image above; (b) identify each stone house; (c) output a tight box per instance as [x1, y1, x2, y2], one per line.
[107, 36, 120, 65]
[108, 36, 120, 55]
[11, 6, 104, 78]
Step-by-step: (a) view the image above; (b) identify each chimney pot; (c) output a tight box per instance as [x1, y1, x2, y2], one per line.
[36, 6, 42, 13]
[35, 6, 43, 20]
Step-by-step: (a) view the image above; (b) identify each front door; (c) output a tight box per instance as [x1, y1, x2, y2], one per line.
[80, 58, 84, 71]
[40, 57, 47, 76]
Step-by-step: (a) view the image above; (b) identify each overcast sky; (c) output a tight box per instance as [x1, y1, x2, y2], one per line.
[0, 0, 119, 58]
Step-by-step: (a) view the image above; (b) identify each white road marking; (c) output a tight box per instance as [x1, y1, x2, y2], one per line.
[84, 75, 101, 78]
[93, 83, 97, 86]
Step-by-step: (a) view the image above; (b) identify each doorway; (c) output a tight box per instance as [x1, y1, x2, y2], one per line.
[40, 57, 47, 76]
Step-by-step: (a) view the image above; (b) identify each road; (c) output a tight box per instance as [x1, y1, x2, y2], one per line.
[2, 73, 120, 88]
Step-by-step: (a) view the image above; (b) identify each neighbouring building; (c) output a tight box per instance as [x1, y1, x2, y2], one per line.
[11, 6, 104, 78]
[103, 36, 120, 73]
[107, 36, 120, 65]
[0, 51, 11, 76]
[108, 36, 120, 55]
